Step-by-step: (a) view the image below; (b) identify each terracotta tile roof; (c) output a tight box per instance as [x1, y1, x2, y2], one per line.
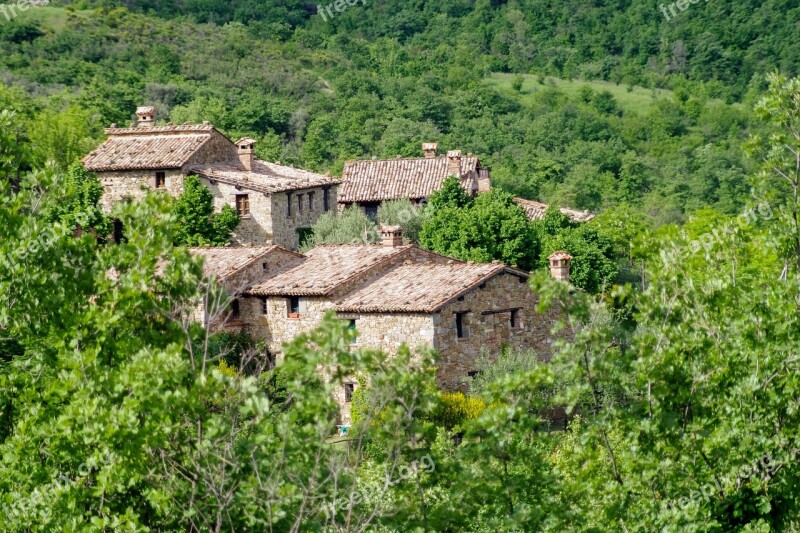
[514, 198, 596, 223]
[190, 160, 341, 195]
[189, 245, 301, 281]
[339, 155, 480, 203]
[247, 245, 413, 296]
[83, 125, 216, 172]
[335, 261, 518, 313]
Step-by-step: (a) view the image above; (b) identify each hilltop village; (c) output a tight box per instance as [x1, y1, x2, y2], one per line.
[82, 106, 587, 421]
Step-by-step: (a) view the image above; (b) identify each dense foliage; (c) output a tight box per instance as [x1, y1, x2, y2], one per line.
[0, 2, 781, 221]
[6, 1, 800, 530]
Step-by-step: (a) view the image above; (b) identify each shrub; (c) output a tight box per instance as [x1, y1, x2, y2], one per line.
[433, 392, 486, 430]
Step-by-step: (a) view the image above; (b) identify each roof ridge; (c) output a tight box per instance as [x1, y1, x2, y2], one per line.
[322, 245, 414, 297]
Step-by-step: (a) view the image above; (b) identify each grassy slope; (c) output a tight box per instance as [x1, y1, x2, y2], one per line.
[486, 73, 672, 115]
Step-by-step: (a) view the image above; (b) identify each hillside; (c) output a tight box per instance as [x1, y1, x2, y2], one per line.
[1, 3, 771, 222]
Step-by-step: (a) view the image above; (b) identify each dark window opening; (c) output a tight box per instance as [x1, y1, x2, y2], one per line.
[288, 296, 300, 317]
[297, 194, 303, 213]
[308, 191, 315, 210]
[262, 262, 269, 271]
[467, 370, 482, 379]
[456, 312, 468, 339]
[510, 310, 518, 328]
[364, 203, 379, 220]
[113, 219, 125, 245]
[323, 188, 330, 212]
[287, 193, 292, 216]
[345, 383, 355, 403]
[261, 297, 268, 315]
[236, 194, 250, 217]
[266, 351, 276, 370]
[231, 299, 240, 319]
[155, 171, 166, 189]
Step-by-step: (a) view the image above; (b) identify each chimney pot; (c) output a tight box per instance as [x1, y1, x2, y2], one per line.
[136, 106, 156, 128]
[548, 251, 572, 283]
[422, 142, 438, 158]
[379, 225, 404, 247]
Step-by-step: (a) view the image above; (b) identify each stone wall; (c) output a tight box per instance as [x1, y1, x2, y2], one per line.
[97, 169, 184, 212]
[432, 272, 567, 388]
[185, 130, 238, 166]
[201, 178, 275, 246]
[270, 186, 338, 250]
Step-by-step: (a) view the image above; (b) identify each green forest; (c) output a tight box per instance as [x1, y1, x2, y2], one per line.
[4, 0, 800, 530]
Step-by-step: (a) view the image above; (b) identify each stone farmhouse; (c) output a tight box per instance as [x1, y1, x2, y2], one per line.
[82, 106, 340, 250]
[338, 143, 492, 216]
[188, 227, 572, 423]
[339, 142, 593, 222]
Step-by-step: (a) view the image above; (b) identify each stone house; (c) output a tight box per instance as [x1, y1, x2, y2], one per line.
[82, 107, 340, 250]
[338, 143, 492, 216]
[186, 245, 303, 329]
[189, 227, 572, 423]
[338, 142, 593, 223]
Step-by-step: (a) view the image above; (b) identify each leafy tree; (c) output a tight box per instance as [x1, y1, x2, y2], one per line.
[420, 178, 540, 269]
[377, 199, 428, 244]
[302, 206, 378, 250]
[173, 175, 240, 246]
[44, 163, 111, 239]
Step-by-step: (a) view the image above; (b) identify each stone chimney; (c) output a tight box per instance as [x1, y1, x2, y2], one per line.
[136, 106, 156, 128]
[236, 138, 257, 171]
[422, 142, 438, 158]
[447, 150, 462, 177]
[380, 225, 404, 247]
[548, 251, 572, 282]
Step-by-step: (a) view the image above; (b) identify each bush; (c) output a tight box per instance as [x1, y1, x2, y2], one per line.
[377, 199, 427, 244]
[433, 392, 486, 430]
[302, 206, 378, 251]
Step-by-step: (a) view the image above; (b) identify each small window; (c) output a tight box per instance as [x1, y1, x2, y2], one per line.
[261, 297, 268, 315]
[155, 172, 166, 189]
[364, 204, 378, 220]
[467, 370, 482, 379]
[231, 299, 240, 319]
[348, 319, 358, 344]
[287, 193, 293, 216]
[456, 312, 468, 339]
[323, 188, 330, 212]
[113, 219, 125, 245]
[297, 194, 303, 213]
[236, 194, 250, 217]
[344, 383, 355, 403]
[510, 310, 518, 329]
[308, 191, 315, 210]
[262, 262, 269, 271]
[288, 296, 300, 317]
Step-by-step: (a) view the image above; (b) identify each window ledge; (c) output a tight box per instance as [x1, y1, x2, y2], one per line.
[239, 215, 252, 220]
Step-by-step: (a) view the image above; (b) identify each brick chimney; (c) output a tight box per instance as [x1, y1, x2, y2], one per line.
[380, 225, 404, 247]
[548, 251, 572, 282]
[447, 150, 462, 177]
[422, 142, 438, 158]
[236, 138, 257, 171]
[136, 106, 156, 128]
